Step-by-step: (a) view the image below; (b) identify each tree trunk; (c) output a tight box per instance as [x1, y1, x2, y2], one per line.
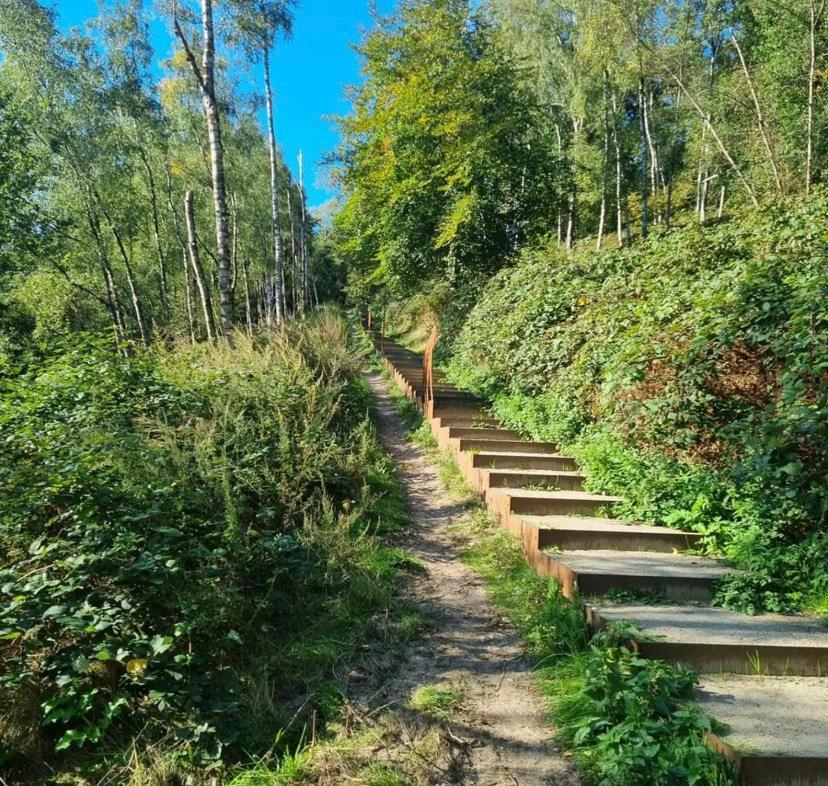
[230, 192, 238, 296]
[255, 281, 264, 326]
[104, 214, 148, 346]
[717, 183, 727, 218]
[565, 190, 576, 250]
[638, 76, 649, 239]
[622, 194, 633, 246]
[554, 122, 564, 247]
[597, 84, 610, 251]
[263, 47, 285, 324]
[138, 147, 169, 321]
[184, 190, 216, 341]
[287, 186, 298, 313]
[310, 263, 319, 307]
[645, 89, 664, 222]
[697, 41, 716, 222]
[700, 174, 711, 222]
[173, 0, 234, 342]
[608, 76, 624, 247]
[645, 90, 658, 198]
[566, 118, 581, 251]
[165, 167, 196, 341]
[182, 246, 196, 343]
[731, 34, 782, 194]
[88, 212, 127, 345]
[806, 0, 825, 195]
[240, 257, 253, 335]
[298, 150, 309, 311]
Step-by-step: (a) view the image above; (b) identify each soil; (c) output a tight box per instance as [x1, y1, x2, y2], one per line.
[361, 372, 580, 786]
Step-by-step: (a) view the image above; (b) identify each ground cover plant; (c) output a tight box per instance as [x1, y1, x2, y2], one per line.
[443, 196, 828, 615]
[0, 312, 415, 783]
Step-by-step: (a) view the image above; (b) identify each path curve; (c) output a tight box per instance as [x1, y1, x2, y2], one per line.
[366, 372, 579, 786]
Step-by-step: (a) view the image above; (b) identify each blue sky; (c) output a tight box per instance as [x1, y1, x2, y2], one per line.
[52, 0, 396, 208]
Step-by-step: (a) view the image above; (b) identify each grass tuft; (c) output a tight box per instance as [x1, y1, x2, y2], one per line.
[408, 684, 462, 721]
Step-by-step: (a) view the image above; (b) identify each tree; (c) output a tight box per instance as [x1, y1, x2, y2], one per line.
[0, 0, 308, 346]
[228, 0, 296, 324]
[334, 0, 559, 297]
[172, 0, 235, 340]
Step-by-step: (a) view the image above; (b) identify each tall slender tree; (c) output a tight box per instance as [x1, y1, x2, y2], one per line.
[229, 0, 295, 324]
[172, 0, 235, 341]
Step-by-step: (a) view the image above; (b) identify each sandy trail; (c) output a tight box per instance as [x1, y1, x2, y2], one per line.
[364, 372, 579, 786]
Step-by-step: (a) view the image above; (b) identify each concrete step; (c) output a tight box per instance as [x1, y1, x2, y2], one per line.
[446, 426, 522, 441]
[535, 550, 732, 602]
[696, 675, 828, 785]
[432, 417, 502, 429]
[469, 451, 578, 471]
[440, 426, 523, 450]
[487, 488, 622, 519]
[430, 403, 488, 416]
[589, 603, 828, 676]
[479, 469, 586, 492]
[456, 438, 561, 455]
[515, 514, 700, 552]
[432, 392, 481, 403]
[428, 404, 490, 421]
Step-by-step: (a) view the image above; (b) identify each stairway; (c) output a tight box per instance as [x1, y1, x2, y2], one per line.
[370, 331, 828, 786]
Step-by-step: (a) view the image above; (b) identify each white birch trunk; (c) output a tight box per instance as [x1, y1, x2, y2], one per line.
[263, 47, 285, 324]
[184, 190, 216, 341]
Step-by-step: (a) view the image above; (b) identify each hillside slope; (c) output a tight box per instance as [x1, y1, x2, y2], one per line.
[442, 196, 828, 614]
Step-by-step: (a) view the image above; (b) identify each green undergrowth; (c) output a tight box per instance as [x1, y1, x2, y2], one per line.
[440, 197, 828, 615]
[375, 359, 735, 786]
[0, 311, 422, 784]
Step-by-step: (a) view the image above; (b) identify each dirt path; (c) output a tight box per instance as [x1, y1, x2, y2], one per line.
[364, 372, 579, 786]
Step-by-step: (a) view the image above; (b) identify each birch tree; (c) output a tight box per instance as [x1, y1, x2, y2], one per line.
[172, 0, 235, 340]
[229, 0, 295, 325]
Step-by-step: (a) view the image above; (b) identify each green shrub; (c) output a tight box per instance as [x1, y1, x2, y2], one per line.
[0, 313, 408, 776]
[556, 636, 732, 786]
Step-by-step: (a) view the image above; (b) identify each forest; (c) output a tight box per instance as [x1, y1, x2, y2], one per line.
[0, 0, 826, 784]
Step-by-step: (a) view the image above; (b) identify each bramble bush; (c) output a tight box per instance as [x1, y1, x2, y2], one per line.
[446, 195, 828, 614]
[0, 312, 408, 779]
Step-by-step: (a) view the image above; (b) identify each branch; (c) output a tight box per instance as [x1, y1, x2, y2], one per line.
[47, 258, 111, 309]
[657, 58, 759, 207]
[172, 1, 207, 96]
[730, 33, 782, 194]
[198, 233, 219, 266]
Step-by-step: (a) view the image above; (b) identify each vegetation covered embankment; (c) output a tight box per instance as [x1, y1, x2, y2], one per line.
[0, 312, 412, 782]
[443, 196, 828, 615]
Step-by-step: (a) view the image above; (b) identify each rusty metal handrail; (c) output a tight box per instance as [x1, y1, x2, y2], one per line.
[422, 325, 439, 404]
